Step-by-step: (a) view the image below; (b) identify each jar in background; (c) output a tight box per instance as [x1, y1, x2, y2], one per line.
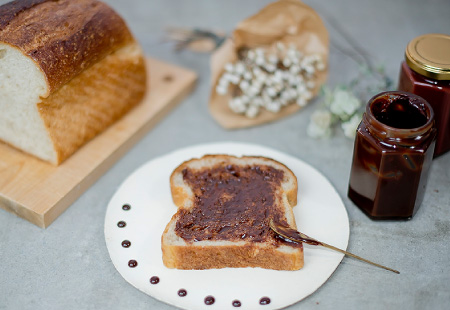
[348, 91, 436, 220]
[398, 33, 450, 157]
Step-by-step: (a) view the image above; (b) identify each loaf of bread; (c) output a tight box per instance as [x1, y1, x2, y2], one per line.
[0, 0, 147, 164]
[162, 155, 303, 270]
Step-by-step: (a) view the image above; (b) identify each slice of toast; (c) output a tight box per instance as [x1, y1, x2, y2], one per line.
[161, 154, 303, 270]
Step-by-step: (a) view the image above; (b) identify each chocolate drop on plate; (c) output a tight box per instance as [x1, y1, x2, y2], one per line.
[204, 296, 215, 305]
[150, 276, 160, 284]
[260, 297, 271, 305]
[128, 260, 137, 268]
[122, 204, 131, 211]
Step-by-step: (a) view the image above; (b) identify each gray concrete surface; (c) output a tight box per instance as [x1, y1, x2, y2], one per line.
[1, 0, 449, 309]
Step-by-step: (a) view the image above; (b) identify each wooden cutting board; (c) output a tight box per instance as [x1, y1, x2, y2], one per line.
[0, 57, 197, 228]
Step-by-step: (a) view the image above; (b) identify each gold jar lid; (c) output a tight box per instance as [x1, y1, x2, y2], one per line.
[405, 33, 450, 80]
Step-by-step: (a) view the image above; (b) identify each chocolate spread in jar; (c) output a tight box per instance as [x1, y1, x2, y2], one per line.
[174, 163, 299, 247]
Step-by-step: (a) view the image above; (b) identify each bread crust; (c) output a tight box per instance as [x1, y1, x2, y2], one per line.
[0, 0, 146, 164]
[38, 42, 146, 164]
[162, 155, 304, 270]
[0, 0, 133, 94]
[162, 240, 303, 270]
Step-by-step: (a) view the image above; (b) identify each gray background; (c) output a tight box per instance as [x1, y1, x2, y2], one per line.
[1, 0, 450, 309]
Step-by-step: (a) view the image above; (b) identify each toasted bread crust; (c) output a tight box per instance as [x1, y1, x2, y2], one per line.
[37, 42, 146, 164]
[162, 240, 304, 270]
[162, 154, 303, 270]
[0, 0, 133, 95]
[0, 0, 146, 165]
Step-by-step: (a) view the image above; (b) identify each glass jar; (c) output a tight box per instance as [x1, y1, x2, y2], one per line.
[348, 91, 436, 220]
[398, 33, 450, 157]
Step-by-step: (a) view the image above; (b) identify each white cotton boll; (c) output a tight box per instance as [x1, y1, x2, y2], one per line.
[280, 89, 291, 101]
[303, 90, 313, 100]
[289, 65, 300, 74]
[302, 55, 312, 64]
[224, 63, 234, 73]
[256, 73, 267, 84]
[255, 56, 265, 66]
[279, 97, 289, 106]
[296, 97, 307, 107]
[276, 42, 285, 51]
[245, 104, 259, 118]
[288, 75, 303, 86]
[316, 60, 326, 71]
[229, 98, 246, 113]
[306, 80, 316, 89]
[274, 70, 284, 80]
[266, 77, 276, 88]
[287, 75, 297, 86]
[303, 64, 315, 76]
[287, 48, 298, 59]
[240, 95, 250, 104]
[229, 74, 240, 85]
[222, 73, 232, 82]
[251, 79, 262, 90]
[302, 55, 314, 66]
[273, 83, 283, 93]
[239, 80, 250, 91]
[261, 88, 270, 97]
[266, 100, 281, 113]
[243, 71, 253, 81]
[268, 54, 278, 64]
[282, 70, 292, 81]
[235, 63, 245, 75]
[265, 64, 276, 72]
[296, 83, 307, 94]
[271, 73, 283, 85]
[288, 43, 297, 50]
[300, 58, 311, 71]
[253, 67, 263, 76]
[233, 97, 243, 105]
[216, 85, 227, 95]
[218, 76, 229, 87]
[223, 73, 240, 84]
[264, 101, 273, 112]
[252, 97, 264, 106]
[292, 53, 303, 65]
[285, 88, 297, 100]
[255, 48, 264, 56]
[240, 89, 250, 97]
[282, 57, 292, 68]
[247, 86, 260, 97]
[247, 50, 256, 61]
[265, 87, 277, 97]
[309, 54, 321, 63]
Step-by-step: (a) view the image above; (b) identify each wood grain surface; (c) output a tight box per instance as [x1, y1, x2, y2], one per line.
[0, 57, 197, 228]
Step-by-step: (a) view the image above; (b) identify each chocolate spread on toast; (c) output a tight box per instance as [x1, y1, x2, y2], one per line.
[174, 163, 300, 247]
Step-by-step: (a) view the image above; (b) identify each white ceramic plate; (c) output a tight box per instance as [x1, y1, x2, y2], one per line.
[104, 142, 349, 310]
